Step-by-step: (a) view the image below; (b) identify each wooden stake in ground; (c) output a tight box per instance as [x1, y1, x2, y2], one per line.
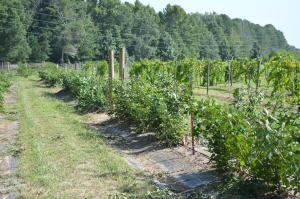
[189, 75, 195, 155]
[108, 50, 115, 109]
[93, 65, 97, 75]
[207, 62, 210, 96]
[229, 60, 233, 87]
[119, 47, 125, 81]
[255, 59, 261, 93]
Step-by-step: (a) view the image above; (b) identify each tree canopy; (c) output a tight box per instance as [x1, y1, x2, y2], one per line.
[0, 0, 297, 63]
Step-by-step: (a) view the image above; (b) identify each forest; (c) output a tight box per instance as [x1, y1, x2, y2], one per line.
[0, 0, 299, 64]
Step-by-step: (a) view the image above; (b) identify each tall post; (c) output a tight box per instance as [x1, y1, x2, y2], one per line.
[291, 69, 295, 96]
[93, 65, 96, 75]
[297, 67, 300, 114]
[174, 59, 178, 93]
[108, 50, 115, 109]
[189, 75, 195, 155]
[119, 47, 125, 81]
[229, 61, 233, 87]
[206, 62, 210, 96]
[255, 59, 261, 93]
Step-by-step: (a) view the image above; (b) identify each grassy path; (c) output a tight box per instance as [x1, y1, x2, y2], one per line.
[16, 77, 154, 198]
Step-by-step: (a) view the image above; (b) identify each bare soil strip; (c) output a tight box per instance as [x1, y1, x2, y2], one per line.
[87, 113, 220, 195]
[0, 85, 19, 199]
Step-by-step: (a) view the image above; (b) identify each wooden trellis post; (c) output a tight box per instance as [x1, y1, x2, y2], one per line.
[108, 50, 115, 109]
[255, 59, 261, 93]
[189, 75, 195, 155]
[207, 62, 210, 96]
[119, 47, 125, 81]
[229, 60, 233, 87]
[93, 65, 96, 75]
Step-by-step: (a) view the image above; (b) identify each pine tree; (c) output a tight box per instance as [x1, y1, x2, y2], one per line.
[0, 0, 31, 63]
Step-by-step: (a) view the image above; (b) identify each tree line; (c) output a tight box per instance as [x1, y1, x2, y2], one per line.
[0, 0, 298, 64]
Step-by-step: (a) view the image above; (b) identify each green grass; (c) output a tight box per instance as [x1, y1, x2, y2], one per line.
[16, 76, 155, 198]
[193, 79, 273, 104]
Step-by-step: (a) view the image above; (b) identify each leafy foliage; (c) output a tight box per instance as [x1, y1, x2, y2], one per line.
[266, 53, 300, 104]
[62, 70, 108, 112]
[113, 74, 191, 145]
[0, 0, 295, 63]
[38, 55, 300, 195]
[17, 64, 34, 77]
[38, 63, 64, 86]
[0, 0, 31, 62]
[39, 63, 108, 112]
[192, 91, 300, 194]
[0, 72, 11, 111]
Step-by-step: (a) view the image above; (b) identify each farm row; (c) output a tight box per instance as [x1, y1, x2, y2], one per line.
[0, 72, 11, 111]
[37, 53, 299, 195]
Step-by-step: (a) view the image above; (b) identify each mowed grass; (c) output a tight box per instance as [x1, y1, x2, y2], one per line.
[193, 79, 272, 104]
[16, 77, 154, 198]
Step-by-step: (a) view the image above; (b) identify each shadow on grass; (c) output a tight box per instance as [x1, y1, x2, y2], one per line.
[44, 88, 107, 115]
[45, 89, 74, 103]
[91, 117, 169, 155]
[36, 79, 57, 88]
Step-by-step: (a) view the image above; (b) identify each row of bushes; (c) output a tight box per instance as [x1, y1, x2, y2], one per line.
[38, 63, 299, 195]
[0, 72, 12, 111]
[113, 74, 191, 145]
[192, 91, 299, 194]
[130, 58, 299, 194]
[17, 64, 34, 77]
[39, 64, 190, 144]
[62, 70, 108, 112]
[39, 64, 108, 112]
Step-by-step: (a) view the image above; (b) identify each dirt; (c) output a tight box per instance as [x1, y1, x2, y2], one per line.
[87, 113, 220, 196]
[0, 85, 19, 199]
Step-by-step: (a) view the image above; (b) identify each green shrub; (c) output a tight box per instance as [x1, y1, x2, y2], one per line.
[61, 70, 83, 97]
[17, 64, 33, 77]
[62, 71, 108, 112]
[193, 98, 300, 194]
[38, 63, 63, 86]
[39, 63, 108, 112]
[82, 61, 108, 78]
[112, 74, 190, 145]
[0, 72, 12, 111]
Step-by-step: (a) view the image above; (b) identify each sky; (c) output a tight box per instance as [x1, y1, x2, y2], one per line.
[121, 0, 300, 48]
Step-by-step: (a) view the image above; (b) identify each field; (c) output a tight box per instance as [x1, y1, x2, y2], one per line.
[0, 54, 299, 198]
[1, 0, 300, 198]
[35, 54, 299, 197]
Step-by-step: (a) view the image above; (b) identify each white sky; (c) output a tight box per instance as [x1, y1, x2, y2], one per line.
[121, 0, 300, 48]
